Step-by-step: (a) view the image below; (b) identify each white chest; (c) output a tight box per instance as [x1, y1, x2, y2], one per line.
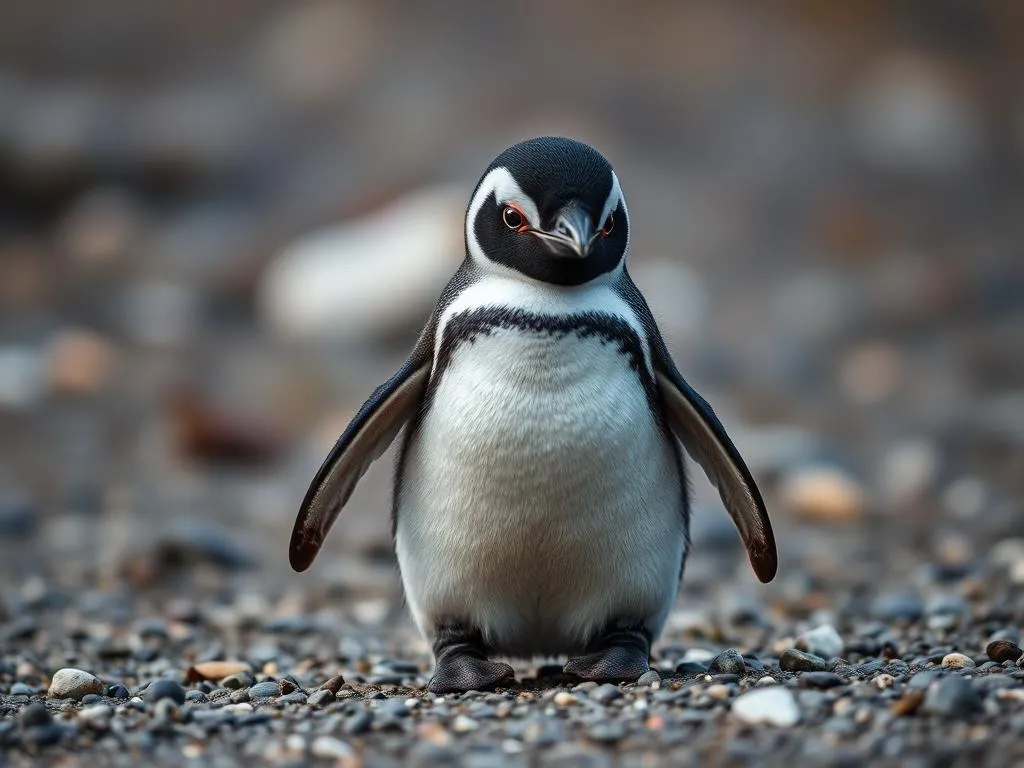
[395, 321, 686, 655]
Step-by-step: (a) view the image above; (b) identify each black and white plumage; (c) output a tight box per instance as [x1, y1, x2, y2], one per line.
[290, 137, 776, 692]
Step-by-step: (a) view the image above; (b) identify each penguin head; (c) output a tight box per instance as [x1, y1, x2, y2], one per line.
[465, 137, 629, 286]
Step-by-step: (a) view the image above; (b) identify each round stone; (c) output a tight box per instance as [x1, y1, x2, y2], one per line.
[779, 649, 828, 672]
[708, 649, 747, 676]
[142, 678, 186, 705]
[732, 687, 801, 727]
[47, 668, 104, 701]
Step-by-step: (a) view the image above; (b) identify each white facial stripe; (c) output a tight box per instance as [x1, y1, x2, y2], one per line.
[433, 275, 653, 378]
[599, 171, 623, 225]
[465, 167, 540, 266]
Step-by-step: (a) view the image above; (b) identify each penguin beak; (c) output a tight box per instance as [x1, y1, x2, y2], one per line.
[530, 205, 596, 258]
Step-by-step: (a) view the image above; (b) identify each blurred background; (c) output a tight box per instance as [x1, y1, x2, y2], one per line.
[0, 1, 1022, 635]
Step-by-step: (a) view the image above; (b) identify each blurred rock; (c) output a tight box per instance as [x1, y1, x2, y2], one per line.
[259, 185, 464, 341]
[121, 280, 201, 347]
[942, 476, 988, 520]
[56, 188, 143, 266]
[731, 687, 800, 727]
[848, 54, 982, 175]
[186, 661, 251, 683]
[46, 328, 116, 395]
[879, 440, 940, 508]
[780, 465, 865, 523]
[169, 387, 287, 467]
[838, 342, 905, 406]
[0, 346, 46, 411]
[251, 1, 377, 110]
[796, 625, 844, 660]
[0, 493, 37, 538]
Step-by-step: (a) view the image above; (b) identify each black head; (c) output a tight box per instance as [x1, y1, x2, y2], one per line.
[465, 137, 629, 286]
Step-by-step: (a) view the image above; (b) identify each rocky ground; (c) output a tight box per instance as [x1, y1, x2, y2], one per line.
[2, 2, 1024, 766]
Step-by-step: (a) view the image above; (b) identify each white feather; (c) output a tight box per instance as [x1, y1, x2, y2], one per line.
[396, 275, 685, 656]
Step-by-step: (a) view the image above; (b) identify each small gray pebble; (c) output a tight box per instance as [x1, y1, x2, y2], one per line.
[307, 689, 335, 707]
[221, 672, 255, 690]
[908, 670, 946, 691]
[229, 688, 250, 704]
[22, 723, 62, 747]
[10, 682, 33, 696]
[589, 683, 622, 704]
[709, 649, 747, 676]
[923, 675, 982, 716]
[798, 672, 846, 689]
[18, 702, 52, 728]
[586, 720, 627, 743]
[142, 678, 186, 705]
[676, 661, 708, 676]
[780, 649, 827, 672]
[636, 670, 661, 686]
[276, 691, 307, 705]
[105, 684, 129, 704]
[248, 681, 281, 699]
[344, 708, 373, 735]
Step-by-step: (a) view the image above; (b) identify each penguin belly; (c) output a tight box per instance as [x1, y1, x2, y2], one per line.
[395, 323, 686, 657]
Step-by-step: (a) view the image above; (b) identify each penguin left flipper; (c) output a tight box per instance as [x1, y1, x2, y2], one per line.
[289, 341, 433, 573]
[618, 275, 777, 584]
[655, 368, 777, 583]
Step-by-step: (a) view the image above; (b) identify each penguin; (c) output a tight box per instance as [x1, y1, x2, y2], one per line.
[289, 136, 776, 693]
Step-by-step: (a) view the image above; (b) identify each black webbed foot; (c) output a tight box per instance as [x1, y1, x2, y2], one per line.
[563, 621, 651, 682]
[428, 624, 515, 694]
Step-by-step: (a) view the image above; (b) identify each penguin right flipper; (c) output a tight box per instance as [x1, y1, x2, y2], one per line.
[289, 343, 433, 573]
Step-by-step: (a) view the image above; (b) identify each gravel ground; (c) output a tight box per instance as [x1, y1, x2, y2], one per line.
[2, 2, 1024, 766]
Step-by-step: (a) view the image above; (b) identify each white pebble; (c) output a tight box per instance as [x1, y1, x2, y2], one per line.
[732, 687, 801, 727]
[452, 715, 479, 733]
[755, 676, 778, 687]
[47, 668, 104, 700]
[796, 624, 845, 659]
[310, 736, 355, 761]
[941, 652, 975, 669]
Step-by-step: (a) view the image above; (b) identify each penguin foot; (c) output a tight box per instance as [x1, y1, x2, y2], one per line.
[428, 623, 516, 694]
[563, 623, 651, 682]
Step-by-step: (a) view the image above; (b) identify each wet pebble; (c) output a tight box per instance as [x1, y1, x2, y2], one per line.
[248, 681, 281, 699]
[987, 640, 1023, 664]
[780, 649, 828, 672]
[708, 649, 747, 676]
[588, 684, 622, 704]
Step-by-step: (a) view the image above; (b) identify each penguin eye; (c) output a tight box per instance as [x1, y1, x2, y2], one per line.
[502, 206, 525, 231]
[601, 212, 615, 237]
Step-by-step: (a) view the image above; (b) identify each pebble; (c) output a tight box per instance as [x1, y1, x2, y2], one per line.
[797, 672, 846, 689]
[307, 689, 335, 707]
[923, 675, 982, 717]
[780, 465, 865, 522]
[796, 625, 845, 659]
[731, 687, 801, 727]
[0, 494, 38, 538]
[319, 674, 346, 694]
[259, 185, 464, 341]
[187, 660, 251, 682]
[779, 649, 828, 672]
[310, 735, 356, 762]
[675, 661, 709, 676]
[18, 702, 52, 728]
[636, 670, 661, 686]
[47, 668, 104, 700]
[248, 681, 281, 699]
[220, 671, 255, 690]
[141, 678, 186, 705]
[941, 653, 976, 669]
[987, 640, 1023, 664]
[588, 684, 622, 704]
[586, 721, 627, 743]
[553, 692, 578, 707]
[708, 649, 747, 676]
[10, 682, 34, 696]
